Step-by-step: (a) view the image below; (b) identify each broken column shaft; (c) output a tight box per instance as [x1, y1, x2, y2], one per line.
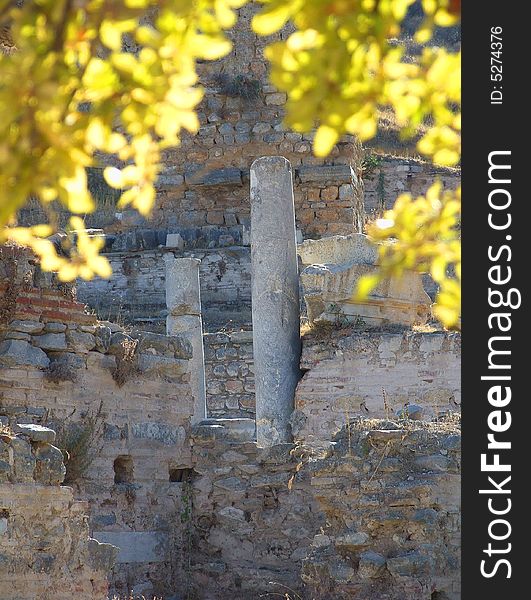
[250, 156, 301, 447]
[164, 256, 206, 424]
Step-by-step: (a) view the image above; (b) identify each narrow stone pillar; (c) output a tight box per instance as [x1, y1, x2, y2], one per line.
[250, 156, 301, 447]
[164, 256, 206, 424]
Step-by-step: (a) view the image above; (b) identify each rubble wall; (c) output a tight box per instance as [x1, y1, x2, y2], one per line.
[204, 330, 254, 418]
[76, 246, 252, 331]
[303, 419, 461, 600]
[0, 427, 117, 600]
[189, 418, 460, 600]
[0, 246, 195, 598]
[294, 330, 461, 444]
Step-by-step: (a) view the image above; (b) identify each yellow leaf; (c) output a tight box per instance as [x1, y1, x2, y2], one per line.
[354, 274, 380, 301]
[104, 167, 125, 189]
[252, 4, 293, 36]
[100, 21, 123, 52]
[313, 125, 339, 157]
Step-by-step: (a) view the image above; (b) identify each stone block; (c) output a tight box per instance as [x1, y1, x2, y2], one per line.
[297, 164, 354, 184]
[334, 531, 369, 550]
[33, 443, 66, 485]
[265, 92, 286, 105]
[86, 538, 120, 571]
[133, 331, 192, 359]
[10, 437, 36, 483]
[0, 339, 49, 368]
[66, 330, 96, 353]
[297, 233, 377, 267]
[358, 551, 386, 579]
[9, 320, 44, 334]
[93, 325, 112, 353]
[300, 260, 431, 327]
[386, 551, 434, 577]
[32, 333, 67, 351]
[44, 322, 67, 333]
[93, 531, 169, 564]
[14, 424, 56, 443]
[131, 422, 186, 446]
[185, 167, 242, 187]
[156, 171, 184, 186]
[137, 354, 189, 378]
[166, 233, 185, 250]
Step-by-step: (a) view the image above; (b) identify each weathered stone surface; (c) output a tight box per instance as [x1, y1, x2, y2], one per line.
[9, 437, 36, 483]
[334, 530, 369, 550]
[131, 422, 186, 446]
[297, 164, 355, 184]
[295, 330, 461, 442]
[133, 331, 192, 359]
[166, 232, 185, 250]
[14, 423, 56, 443]
[8, 320, 44, 334]
[0, 339, 49, 368]
[33, 443, 66, 485]
[32, 332, 68, 351]
[357, 551, 386, 579]
[250, 157, 301, 447]
[386, 551, 434, 577]
[156, 170, 184, 186]
[298, 233, 377, 267]
[301, 260, 431, 326]
[86, 537, 120, 571]
[44, 322, 67, 333]
[66, 330, 96, 353]
[165, 256, 206, 423]
[185, 167, 242, 187]
[0, 483, 116, 598]
[94, 325, 112, 353]
[137, 354, 189, 378]
[94, 531, 169, 563]
[303, 419, 460, 599]
[107, 331, 134, 355]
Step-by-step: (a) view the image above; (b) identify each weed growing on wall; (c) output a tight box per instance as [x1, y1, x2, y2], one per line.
[53, 401, 105, 485]
[111, 337, 139, 387]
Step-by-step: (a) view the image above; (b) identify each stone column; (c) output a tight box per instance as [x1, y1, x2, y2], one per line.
[164, 256, 206, 424]
[250, 156, 301, 447]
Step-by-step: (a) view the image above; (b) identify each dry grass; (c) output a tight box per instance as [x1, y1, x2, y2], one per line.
[53, 401, 104, 485]
[347, 412, 461, 435]
[45, 360, 78, 384]
[111, 337, 139, 387]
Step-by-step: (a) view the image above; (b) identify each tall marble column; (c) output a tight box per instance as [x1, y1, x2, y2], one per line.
[250, 156, 301, 447]
[164, 256, 206, 424]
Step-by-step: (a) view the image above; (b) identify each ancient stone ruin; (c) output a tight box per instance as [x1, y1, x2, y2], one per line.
[1, 6, 461, 599]
[1, 153, 460, 599]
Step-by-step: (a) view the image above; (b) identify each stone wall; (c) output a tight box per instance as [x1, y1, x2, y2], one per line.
[294, 329, 461, 445]
[0, 247, 195, 598]
[204, 330, 254, 418]
[189, 417, 460, 600]
[17, 4, 364, 242]
[303, 418, 461, 600]
[0, 425, 117, 600]
[363, 156, 460, 217]
[190, 421, 324, 599]
[77, 246, 252, 331]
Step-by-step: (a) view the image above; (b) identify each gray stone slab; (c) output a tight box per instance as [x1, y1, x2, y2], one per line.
[131, 421, 186, 445]
[0, 339, 49, 368]
[93, 531, 169, 564]
[185, 167, 242, 186]
[297, 164, 355, 184]
[14, 423, 56, 443]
